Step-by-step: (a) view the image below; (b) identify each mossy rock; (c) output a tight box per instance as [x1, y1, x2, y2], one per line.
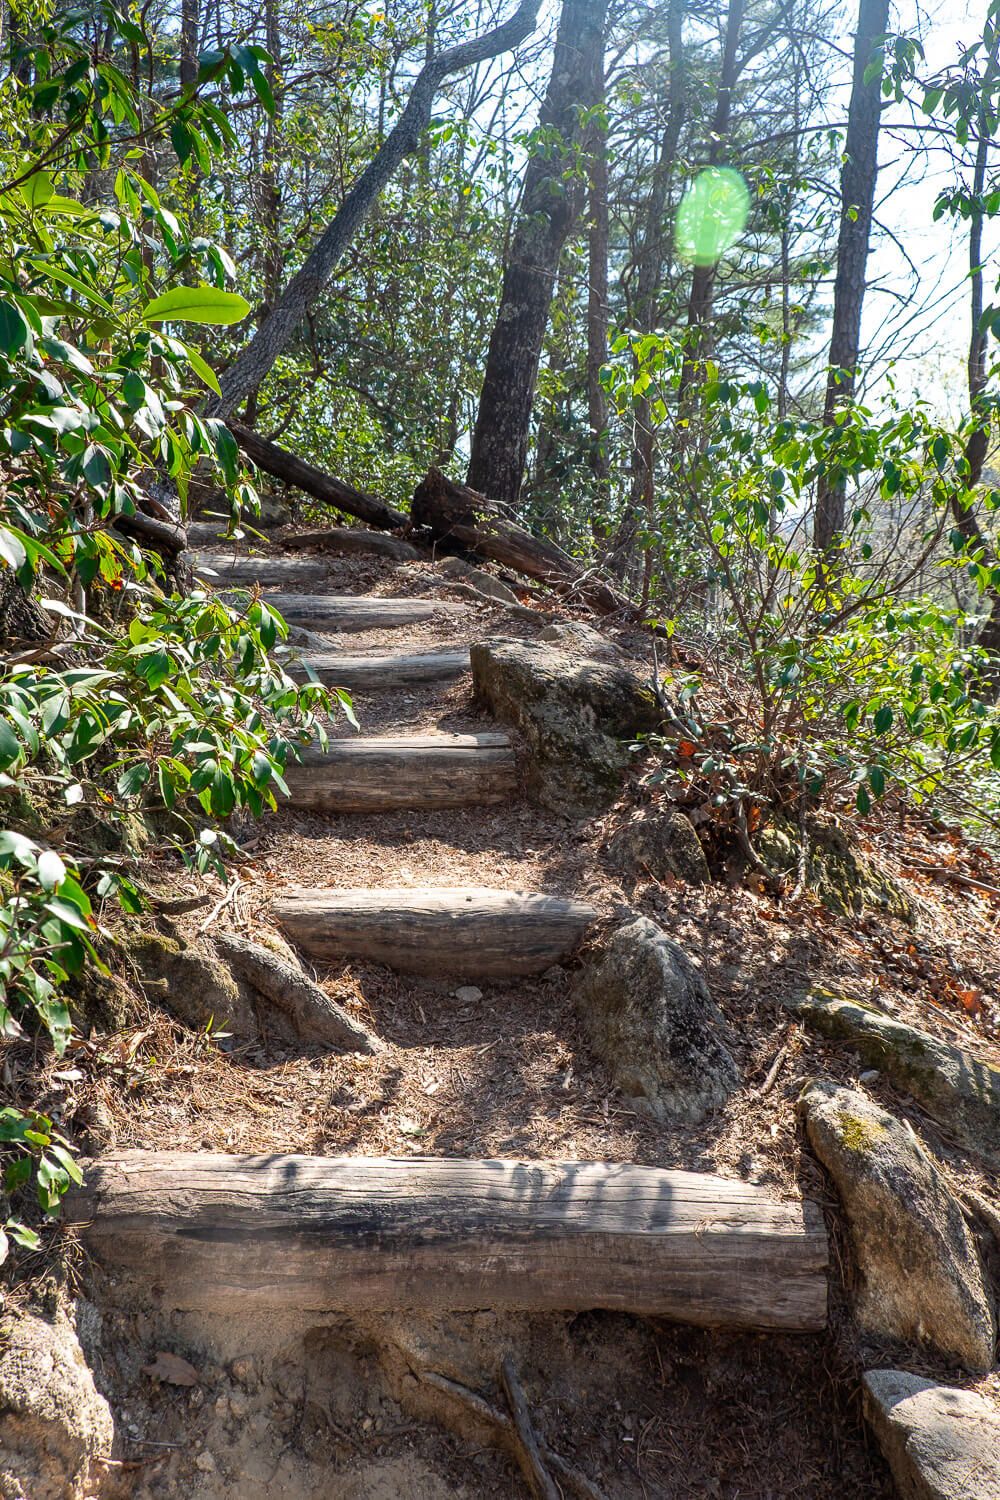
[787, 988, 1000, 1167]
[758, 817, 913, 922]
[130, 930, 257, 1039]
[801, 1081, 996, 1372]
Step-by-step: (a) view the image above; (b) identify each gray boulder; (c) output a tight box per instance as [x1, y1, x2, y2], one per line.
[607, 808, 711, 885]
[0, 1309, 114, 1499]
[800, 1083, 996, 1372]
[470, 637, 663, 815]
[788, 989, 1000, 1169]
[863, 1369, 1000, 1500]
[572, 916, 739, 1123]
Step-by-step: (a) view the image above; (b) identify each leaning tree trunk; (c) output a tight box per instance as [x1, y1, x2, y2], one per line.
[207, 2, 540, 420]
[466, 0, 609, 508]
[813, 0, 889, 551]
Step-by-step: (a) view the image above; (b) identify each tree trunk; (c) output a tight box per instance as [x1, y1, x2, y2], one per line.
[179, 0, 198, 91]
[585, 48, 610, 514]
[611, 0, 687, 581]
[208, 3, 540, 420]
[813, 0, 889, 551]
[676, 0, 746, 416]
[466, 0, 609, 507]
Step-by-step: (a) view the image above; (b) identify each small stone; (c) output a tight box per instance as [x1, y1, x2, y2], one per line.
[859, 1069, 879, 1083]
[863, 1369, 1000, 1500]
[195, 1451, 217, 1473]
[800, 1082, 996, 1372]
[454, 985, 483, 1003]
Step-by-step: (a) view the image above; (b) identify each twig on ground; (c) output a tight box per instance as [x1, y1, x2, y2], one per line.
[757, 1036, 791, 1098]
[197, 877, 242, 934]
[500, 1355, 561, 1500]
[897, 856, 1000, 900]
[420, 1370, 607, 1500]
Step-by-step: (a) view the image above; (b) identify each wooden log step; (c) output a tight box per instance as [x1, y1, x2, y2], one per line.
[282, 527, 422, 562]
[289, 649, 469, 691]
[263, 592, 466, 632]
[195, 552, 331, 588]
[274, 886, 596, 977]
[284, 733, 517, 813]
[65, 1152, 829, 1331]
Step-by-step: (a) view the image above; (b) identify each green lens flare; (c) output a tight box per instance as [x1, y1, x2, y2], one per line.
[675, 167, 750, 267]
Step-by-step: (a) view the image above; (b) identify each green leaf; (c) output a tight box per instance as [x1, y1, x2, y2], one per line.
[140, 287, 251, 326]
[179, 341, 222, 397]
[0, 298, 31, 354]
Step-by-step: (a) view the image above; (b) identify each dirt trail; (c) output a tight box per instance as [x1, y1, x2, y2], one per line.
[72, 532, 1000, 1499]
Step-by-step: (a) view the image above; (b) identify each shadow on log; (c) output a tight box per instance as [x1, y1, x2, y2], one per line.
[65, 1152, 829, 1330]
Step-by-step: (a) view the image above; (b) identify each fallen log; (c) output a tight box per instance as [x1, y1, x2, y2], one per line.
[65, 1152, 829, 1331]
[282, 528, 422, 562]
[274, 886, 596, 978]
[112, 510, 187, 557]
[283, 733, 517, 813]
[412, 468, 633, 619]
[213, 933, 379, 1053]
[229, 423, 408, 532]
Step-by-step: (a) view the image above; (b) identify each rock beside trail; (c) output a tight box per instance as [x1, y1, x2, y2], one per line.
[0, 1309, 114, 1499]
[863, 1369, 1000, 1500]
[759, 818, 913, 922]
[537, 620, 618, 658]
[436, 556, 520, 606]
[788, 989, 1000, 1168]
[607, 808, 711, 885]
[131, 931, 258, 1040]
[470, 636, 663, 815]
[800, 1083, 996, 1372]
[572, 916, 739, 1123]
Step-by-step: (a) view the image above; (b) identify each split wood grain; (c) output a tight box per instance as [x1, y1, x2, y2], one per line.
[65, 1152, 829, 1331]
[283, 733, 517, 813]
[282, 528, 422, 562]
[194, 552, 331, 588]
[273, 886, 596, 978]
[289, 650, 469, 690]
[262, 593, 467, 632]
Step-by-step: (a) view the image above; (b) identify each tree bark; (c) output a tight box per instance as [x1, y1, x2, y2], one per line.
[466, 0, 609, 506]
[676, 0, 746, 416]
[585, 47, 610, 511]
[208, 2, 540, 419]
[813, 0, 889, 551]
[179, 0, 198, 92]
[413, 468, 633, 616]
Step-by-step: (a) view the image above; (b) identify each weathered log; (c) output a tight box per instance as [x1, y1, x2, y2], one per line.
[229, 424, 408, 532]
[283, 528, 422, 562]
[213, 933, 379, 1052]
[284, 733, 517, 813]
[289, 649, 469, 691]
[194, 552, 331, 589]
[64, 1152, 829, 1331]
[112, 510, 187, 557]
[412, 468, 632, 618]
[274, 886, 596, 978]
[262, 593, 467, 632]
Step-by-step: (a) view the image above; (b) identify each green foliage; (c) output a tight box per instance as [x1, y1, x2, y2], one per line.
[0, 3, 336, 1259]
[604, 333, 1000, 837]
